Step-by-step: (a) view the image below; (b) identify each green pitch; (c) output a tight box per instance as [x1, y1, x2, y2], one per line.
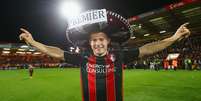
[0, 68, 201, 101]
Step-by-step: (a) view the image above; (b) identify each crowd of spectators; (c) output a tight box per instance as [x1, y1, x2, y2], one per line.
[0, 35, 200, 70]
[127, 35, 201, 70]
[0, 53, 63, 70]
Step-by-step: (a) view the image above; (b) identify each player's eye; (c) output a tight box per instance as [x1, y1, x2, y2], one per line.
[92, 39, 97, 42]
[99, 38, 104, 41]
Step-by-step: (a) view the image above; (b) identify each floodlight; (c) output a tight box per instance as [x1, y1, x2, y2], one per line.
[59, 1, 81, 19]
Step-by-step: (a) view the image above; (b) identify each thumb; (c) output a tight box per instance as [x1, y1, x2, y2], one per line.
[20, 28, 31, 34]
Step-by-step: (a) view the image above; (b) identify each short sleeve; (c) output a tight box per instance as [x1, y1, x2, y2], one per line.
[122, 48, 139, 64]
[64, 51, 82, 65]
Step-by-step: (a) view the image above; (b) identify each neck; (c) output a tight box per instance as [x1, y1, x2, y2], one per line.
[94, 51, 108, 57]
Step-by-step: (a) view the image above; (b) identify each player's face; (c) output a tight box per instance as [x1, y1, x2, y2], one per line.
[90, 32, 110, 57]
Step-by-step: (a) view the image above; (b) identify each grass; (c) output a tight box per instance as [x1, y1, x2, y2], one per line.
[0, 68, 201, 101]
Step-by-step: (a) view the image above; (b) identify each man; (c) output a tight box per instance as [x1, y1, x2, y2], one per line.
[28, 64, 34, 79]
[19, 9, 190, 101]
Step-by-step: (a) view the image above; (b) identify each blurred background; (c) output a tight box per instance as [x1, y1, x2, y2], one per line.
[0, 0, 200, 70]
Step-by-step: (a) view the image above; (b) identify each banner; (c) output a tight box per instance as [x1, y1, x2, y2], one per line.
[68, 9, 107, 29]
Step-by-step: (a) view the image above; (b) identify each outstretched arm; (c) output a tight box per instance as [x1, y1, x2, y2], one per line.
[138, 23, 191, 58]
[19, 28, 65, 60]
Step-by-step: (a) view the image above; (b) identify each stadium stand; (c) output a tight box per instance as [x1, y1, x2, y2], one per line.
[0, 43, 66, 70]
[0, 0, 200, 70]
[125, 0, 201, 70]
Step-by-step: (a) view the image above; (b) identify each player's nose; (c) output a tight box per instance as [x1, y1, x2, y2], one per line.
[95, 40, 102, 45]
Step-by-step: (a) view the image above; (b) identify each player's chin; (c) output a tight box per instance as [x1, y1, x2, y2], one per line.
[95, 51, 103, 55]
[95, 51, 105, 56]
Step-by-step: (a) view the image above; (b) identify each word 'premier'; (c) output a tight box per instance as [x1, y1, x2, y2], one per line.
[68, 9, 107, 29]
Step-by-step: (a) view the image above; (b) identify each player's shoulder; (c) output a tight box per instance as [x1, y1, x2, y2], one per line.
[80, 49, 92, 58]
[109, 48, 123, 57]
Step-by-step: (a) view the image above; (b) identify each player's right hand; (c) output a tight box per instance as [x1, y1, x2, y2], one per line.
[19, 28, 35, 45]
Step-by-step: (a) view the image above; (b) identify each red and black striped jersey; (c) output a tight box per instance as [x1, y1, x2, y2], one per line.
[64, 48, 139, 101]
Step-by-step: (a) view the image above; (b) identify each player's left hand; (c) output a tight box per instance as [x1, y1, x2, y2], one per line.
[172, 22, 191, 41]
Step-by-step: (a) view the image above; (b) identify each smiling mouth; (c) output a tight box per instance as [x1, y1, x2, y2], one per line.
[95, 45, 104, 49]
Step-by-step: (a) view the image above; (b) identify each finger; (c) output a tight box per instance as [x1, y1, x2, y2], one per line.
[184, 29, 190, 33]
[183, 27, 187, 29]
[182, 28, 188, 32]
[20, 28, 30, 34]
[181, 22, 189, 28]
[185, 30, 190, 38]
[185, 28, 190, 32]
[19, 34, 21, 40]
[179, 27, 189, 33]
[19, 33, 27, 40]
[19, 34, 23, 40]
[185, 34, 190, 38]
[185, 32, 190, 38]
